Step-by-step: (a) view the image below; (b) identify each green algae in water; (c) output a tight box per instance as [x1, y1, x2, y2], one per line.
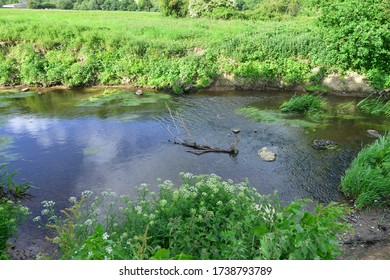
[78, 89, 171, 107]
[0, 135, 19, 160]
[237, 106, 320, 128]
[0, 91, 35, 99]
[82, 147, 102, 155]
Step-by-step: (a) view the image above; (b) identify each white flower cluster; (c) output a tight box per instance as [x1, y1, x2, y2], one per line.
[41, 200, 55, 208]
[81, 190, 94, 198]
[69, 197, 77, 204]
[103, 232, 109, 240]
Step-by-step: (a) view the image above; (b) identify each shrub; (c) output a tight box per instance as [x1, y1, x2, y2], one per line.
[341, 134, 390, 209]
[280, 93, 327, 118]
[0, 164, 30, 259]
[317, 0, 390, 72]
[36, 173, 350, 260]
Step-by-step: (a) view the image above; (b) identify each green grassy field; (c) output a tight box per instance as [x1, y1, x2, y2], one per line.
[0, 9, 320, 92]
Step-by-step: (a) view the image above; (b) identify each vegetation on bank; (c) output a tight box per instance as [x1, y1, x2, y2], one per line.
[357, 97, 390, 119]
[0, 0, 389, 94]
[0, 164, 30, 259]
[34, 173, 350, 260]
[341, 134, 390, 209]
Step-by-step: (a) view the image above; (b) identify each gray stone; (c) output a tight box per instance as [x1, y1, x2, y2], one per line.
[135, 89, 143, 96]
[232, 129, 240, 134]
[21, 88, 29, 92]
[312, 139, 337, 150]
[258, 147, 276, 161]
[367, 129, 381, 139]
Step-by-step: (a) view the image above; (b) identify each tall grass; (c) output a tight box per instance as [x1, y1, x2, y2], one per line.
[279, 93, 327, 118]
[341, 134, 390, 209]
[357, 97, 390, 118]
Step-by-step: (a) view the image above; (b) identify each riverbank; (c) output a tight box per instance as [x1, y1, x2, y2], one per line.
[0, 10, 386, 95]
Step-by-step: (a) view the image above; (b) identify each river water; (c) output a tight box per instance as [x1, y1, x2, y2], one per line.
[0, 88, 389, 257]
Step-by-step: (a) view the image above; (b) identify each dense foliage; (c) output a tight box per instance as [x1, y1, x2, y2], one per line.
[0, 164, 30, 259]
[35, 173, 349, 260]
[317, 0, 390, 72]
[341, 134, 390, 209]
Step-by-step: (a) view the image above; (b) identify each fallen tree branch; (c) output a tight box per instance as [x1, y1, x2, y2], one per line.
[165, 104, 239, 155]
[343, 234, 389, 245]
[169, 138, 240, 155]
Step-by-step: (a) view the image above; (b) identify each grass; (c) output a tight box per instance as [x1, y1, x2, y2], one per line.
[280, 94, 327, 118]
[357, 97, 390, 118]
[341, 134, 390, 209]
[0, 9, 321, 92]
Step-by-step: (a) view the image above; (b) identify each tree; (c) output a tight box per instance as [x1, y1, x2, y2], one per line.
[160, 0, 188, 17]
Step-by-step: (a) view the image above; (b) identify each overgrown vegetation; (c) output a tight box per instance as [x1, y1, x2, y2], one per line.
[341, 134, 390, 209]
[279, 94, 327, 118]
[0, 164, 30, 259]
[357, 97, 390, 118]
[0, 1, 388, 92]
[35, 173, 350, 260]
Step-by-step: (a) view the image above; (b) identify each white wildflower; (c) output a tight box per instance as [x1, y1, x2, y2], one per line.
[109, 192, 117, 197]
[103, 232, 109, 240]
[41, 200, 55, 208]
[105, 246, 112, 254]
[41, 209, 49, 216]
[135, 205, 142, 214]
[69, 197, 77, 204]
[82, 190, 93, 197]
[84, 219, 93, 226]
[33, 216, 41, 222]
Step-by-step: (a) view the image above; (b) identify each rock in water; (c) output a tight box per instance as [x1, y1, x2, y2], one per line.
[258, 147, 276, 161]
[312, 139, 337, 150]
[21, 88, 29, 92]
[135, 89, 143, 96]
[367, 129, 381, 139]
[232, 129, 240, 134]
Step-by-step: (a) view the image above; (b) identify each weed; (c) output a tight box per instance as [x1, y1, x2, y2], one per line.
[341, 134, 390, 209]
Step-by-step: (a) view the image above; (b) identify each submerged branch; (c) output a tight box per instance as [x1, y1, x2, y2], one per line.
[165, 104, 239, 156]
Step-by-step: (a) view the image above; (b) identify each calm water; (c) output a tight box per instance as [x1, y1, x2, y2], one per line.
[1, 88, 389, 254]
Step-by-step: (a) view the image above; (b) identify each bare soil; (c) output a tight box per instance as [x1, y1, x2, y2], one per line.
[338, 208, 390, 260]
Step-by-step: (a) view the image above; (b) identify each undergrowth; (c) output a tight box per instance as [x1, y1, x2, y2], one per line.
[35, 173, 350, 260]
[341, 134, 390, 209]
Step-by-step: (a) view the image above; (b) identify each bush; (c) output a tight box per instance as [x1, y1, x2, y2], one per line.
[317, 0, 390, 72]
[280, 93, 327, 118]
[36, 173, 350, 260]
[341, 134, 390, 209]
[0, 164, 30, 259]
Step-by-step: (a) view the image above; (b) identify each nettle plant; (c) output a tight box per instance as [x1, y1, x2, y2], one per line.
[35, 173, 350, 260]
